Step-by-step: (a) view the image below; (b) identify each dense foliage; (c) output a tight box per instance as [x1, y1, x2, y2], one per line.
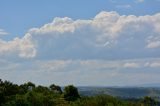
[64, 85, 80, 101]
[0, 79, 159, 106]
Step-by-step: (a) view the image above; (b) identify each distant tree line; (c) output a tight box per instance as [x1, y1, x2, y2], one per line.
[0, 79, 159, 106]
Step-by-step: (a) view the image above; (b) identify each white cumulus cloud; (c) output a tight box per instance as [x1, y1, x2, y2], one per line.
[0, 11, 160, 59]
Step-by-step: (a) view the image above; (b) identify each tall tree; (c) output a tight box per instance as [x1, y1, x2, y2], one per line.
[63, 85, 80, 101]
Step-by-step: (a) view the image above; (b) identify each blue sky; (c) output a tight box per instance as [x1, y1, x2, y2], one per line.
[0, 0, 160, 86]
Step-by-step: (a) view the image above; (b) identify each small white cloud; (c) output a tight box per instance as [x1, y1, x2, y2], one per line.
[146, 35, 160, 49]
[136, 0, 144, 3]
[150, 62, 160, 68]
[109, 0, 117, 3]
[116, 4, 131, 9]
[123, 62, 140, 68]
[147, 41, 160, 48]
[38, 60, 72, 71]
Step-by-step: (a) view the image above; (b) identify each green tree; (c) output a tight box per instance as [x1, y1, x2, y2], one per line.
[63, 85, 80, 101]
[49, 84, 62, 94]
[34, 85, 49, 93]
[19, 82, 36, 94]
[0, 92, 5, 105]
[141, 96, 157, 106]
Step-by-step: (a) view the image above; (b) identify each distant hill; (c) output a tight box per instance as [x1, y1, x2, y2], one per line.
[78, 87, 160, 100]
[138, 83, 160, 87]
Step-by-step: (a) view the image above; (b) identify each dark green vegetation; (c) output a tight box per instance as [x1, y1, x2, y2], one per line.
[0, 79, 160, 106]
